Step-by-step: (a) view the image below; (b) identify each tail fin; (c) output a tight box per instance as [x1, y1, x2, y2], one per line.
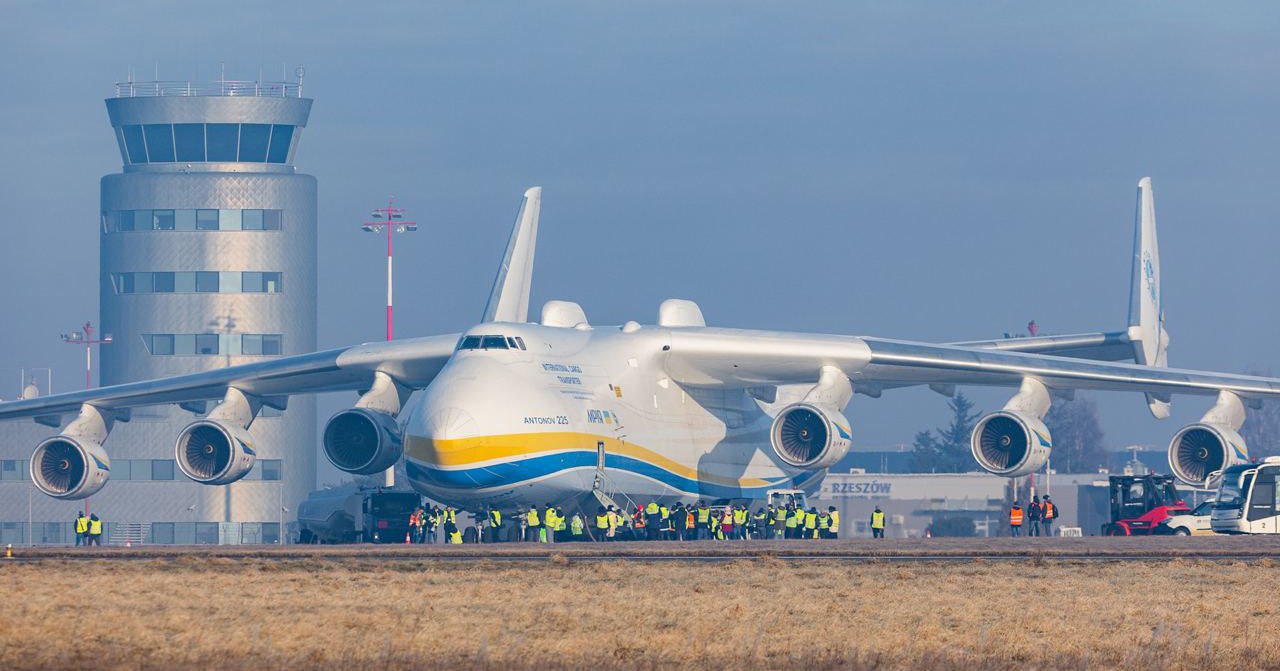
[481, 187, 542, 323]
[1127, 177, 1172, 418]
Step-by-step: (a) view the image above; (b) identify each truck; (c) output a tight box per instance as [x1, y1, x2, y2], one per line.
[296, 487, 421, 544]
[1100, 474, 1190, 536]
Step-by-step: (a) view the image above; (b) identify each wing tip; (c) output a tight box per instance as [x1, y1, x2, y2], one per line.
[1138, 176, 1152, 189]
[523, 186, 542, 199]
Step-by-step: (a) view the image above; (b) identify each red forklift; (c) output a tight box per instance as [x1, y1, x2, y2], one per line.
[1101, 474, 1189, 536]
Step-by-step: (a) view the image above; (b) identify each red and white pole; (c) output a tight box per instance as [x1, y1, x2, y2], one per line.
[386, 201, 394, 342]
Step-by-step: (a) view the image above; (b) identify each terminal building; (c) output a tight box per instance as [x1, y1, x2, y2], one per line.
[0, 77, 317, 545]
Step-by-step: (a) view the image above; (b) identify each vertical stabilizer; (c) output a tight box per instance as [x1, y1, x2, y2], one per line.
[1127, 177, 1172, 418]
[482, 187, 542, 323]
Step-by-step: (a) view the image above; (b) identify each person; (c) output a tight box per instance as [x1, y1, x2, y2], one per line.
[695, 501, 711, 541]
[719, 508, 733, 541]
[683, 504, 696, 541]
[1028, 496, 1043, 537]
[870, 506, 886, 539]
[425, 507, 439, 545]
[443, 514, 458, 545]
[817, 509, 830, 539]
[659, 504, 671, 540]
[87, 514, 102, 546]
[827, 507, 841, 540]
[594, 506, 609, 542]
[753, 507, 768, 541]
[74, 512, 88, 547]
[1041, 495, 1057, 537]
[570, 512, 585, 541]
[632, 505, 647, 540]
[525, 505, 541, 543]
[645, 501, 660, 540]
[488, 507, 503, 543]
[785, 505, 800, 539]
[773, 505, 787, 539]
[415, 507, 428, 544]
[709, 509, 722, 540]
[803, 507, 818, 539]
[542, 507, 558, 542]
[606, 506, 620, 541]
[1009, 501, 1024, 537]
[733, 506, 748, 540]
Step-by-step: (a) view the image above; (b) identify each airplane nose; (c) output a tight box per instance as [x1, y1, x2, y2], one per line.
[424, 406, 477, 442]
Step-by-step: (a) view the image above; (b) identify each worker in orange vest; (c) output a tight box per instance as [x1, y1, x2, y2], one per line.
[1041, 495, 1057, 537]
[1009, 501, 1024, 537]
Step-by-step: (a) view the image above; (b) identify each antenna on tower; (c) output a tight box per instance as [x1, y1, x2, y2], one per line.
[295, 65, 305, 96]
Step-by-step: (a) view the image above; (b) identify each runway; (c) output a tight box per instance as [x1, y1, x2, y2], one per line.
[9, 535, 1280, 562]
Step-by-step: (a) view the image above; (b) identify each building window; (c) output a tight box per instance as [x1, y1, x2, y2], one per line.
[196, 209, 219, 230]
[238, 123, 270, 162]
[174, 123, 205, 162]
[261, 459, 282, 481]
[149, 334, 174, 355]
[0, 459, 25, 481]
[143, 124, 175, 162]
[122, 125, 148, 164]
[206, 124, 239, 161]
[267, 125, 294, 163]
[105, 209, 283, 233]
[117, 123, 297, 165]
[144, 333, 283, 356]
[112, 271, 282, 294]
[151, 459, 175, 481]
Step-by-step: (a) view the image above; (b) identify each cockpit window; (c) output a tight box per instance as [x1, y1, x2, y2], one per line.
[514, 336, 527, 350]
[458, 334, 524, 351]
[480, 335, 508, 350]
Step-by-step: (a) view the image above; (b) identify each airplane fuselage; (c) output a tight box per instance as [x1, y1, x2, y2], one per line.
[400, 322, 823, 509]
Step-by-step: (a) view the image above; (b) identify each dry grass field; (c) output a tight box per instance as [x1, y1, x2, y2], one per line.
[2, 554, 1279, 670]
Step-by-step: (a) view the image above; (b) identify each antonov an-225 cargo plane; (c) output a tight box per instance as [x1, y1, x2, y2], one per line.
[2, 178, 1276, 512]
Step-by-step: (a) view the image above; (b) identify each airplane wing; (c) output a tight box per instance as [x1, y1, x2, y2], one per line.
[946, 331, 1134, 362]
[661, 328, 1280, 400]
[0, 334, 459, 425]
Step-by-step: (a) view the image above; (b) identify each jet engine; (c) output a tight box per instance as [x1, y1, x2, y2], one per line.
[970, 411, 1052, 477]
[768, 403, 852, 470]
[175, 419, 257, 485]
[30, 435, 110, 499]
[322, 408, 403, 475]
[1168, 424, 1247, 488]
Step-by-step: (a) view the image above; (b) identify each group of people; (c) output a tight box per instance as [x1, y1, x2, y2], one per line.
[73, 512, 103, 546]
[1007, 494, 1058, 537]
[402, 500, 856, 543]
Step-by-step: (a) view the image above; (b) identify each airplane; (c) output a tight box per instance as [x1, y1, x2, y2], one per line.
[1, 178, 1276, 514]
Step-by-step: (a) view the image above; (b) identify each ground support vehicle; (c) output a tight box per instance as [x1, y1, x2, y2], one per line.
[1157, 499, 1215, 536]
[1101, 474, 1189, 536]
[297, 488, 421, 544]
[1212, 458, 1280, 534]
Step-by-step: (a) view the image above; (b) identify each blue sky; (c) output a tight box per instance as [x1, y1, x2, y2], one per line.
[2, 2, 1279, 480]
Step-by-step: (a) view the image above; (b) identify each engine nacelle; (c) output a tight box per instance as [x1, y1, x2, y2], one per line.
[1168, 423, 1247, 488]
[30, 436, 110, 499]
[175, 420, 257, 485]
[768, 403, 852, 470]
[970, 411, 1052, 477]
[322, 408, 403, 475]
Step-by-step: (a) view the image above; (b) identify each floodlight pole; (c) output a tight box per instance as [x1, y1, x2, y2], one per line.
[362, 198, 417, 487]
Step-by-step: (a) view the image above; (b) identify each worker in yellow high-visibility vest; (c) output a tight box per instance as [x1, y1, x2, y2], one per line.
[526, 506, 542, 543]
[827, 507, 841, 540]
[74, 512, 88, 547]
[871, 506, 887, 539]
[87, 514, 103, 546]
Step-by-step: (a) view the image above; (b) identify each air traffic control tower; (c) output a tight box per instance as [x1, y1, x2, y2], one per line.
[96, 77, 317, 542]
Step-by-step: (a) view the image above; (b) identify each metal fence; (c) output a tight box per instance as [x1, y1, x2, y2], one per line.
[0, 521, 288, 546]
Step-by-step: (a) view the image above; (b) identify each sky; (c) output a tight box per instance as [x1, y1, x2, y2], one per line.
[1, 2, 1279, 484]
